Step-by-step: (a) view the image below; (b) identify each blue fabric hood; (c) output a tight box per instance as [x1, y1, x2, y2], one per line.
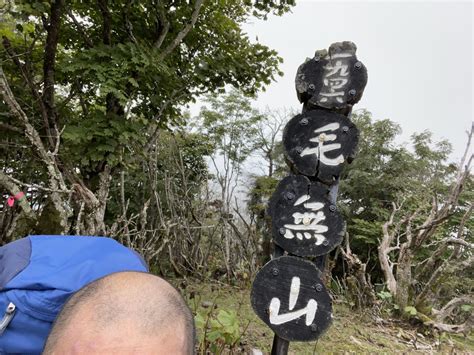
[0, 235, 148, 353]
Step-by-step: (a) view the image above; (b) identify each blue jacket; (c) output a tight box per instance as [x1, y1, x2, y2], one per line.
[0, 235, 148, 354]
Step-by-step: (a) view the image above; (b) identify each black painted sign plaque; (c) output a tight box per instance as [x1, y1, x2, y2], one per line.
[268, 175, 344, 257]
[251, 256, 332, 342]
[283, 109, 359, 182]
[295, 41, 368, 110]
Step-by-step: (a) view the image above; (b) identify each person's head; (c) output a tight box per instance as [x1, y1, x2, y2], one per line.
[43, 271, 195, 354]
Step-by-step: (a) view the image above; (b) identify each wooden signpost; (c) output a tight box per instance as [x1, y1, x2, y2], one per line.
[251, 41, 368, 354]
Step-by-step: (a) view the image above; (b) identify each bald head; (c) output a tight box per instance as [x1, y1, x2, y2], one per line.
[43, 272, 195, 354]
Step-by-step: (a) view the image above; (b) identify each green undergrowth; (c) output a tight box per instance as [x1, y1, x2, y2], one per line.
[172, 278, 474, 354]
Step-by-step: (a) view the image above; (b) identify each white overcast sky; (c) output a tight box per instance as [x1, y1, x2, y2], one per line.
[241, 0, 473, 161]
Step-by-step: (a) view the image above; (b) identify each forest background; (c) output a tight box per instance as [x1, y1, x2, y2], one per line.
[0, 1, 472, 352]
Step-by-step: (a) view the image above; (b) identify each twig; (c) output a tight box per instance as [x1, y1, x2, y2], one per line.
[65, 7, 94, 48]
[153, 0, 170, 49]
[4, 174, 71, 193]
[42, 0, 64, 148]
[157, 0, 204, 60]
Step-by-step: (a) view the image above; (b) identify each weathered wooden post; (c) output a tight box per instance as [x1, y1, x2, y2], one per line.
[251, 41, 368, 354]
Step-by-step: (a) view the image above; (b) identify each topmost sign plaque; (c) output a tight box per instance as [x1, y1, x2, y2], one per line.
[295, 41, 368, 110]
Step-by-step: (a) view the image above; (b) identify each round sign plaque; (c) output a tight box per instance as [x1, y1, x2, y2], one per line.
[268, 175, 344, 257]
[283, 109, 359, 182]
[251, 256, 332, 342]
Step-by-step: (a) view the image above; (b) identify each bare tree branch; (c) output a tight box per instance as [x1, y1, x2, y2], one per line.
[0, 171, 33, 215]
[153, 0, 170, 49]
[0, 122, 22, 133]
[340, 233, 376, 308]
[97, 0, 112, 45]
[158, 0, 204, 60]
[429, 296, 474, 334]
[0, 66, 70, 231]
[412, 127, 472, 250]
[42, 0, 64, 147]
[2, 35, 54, 147]
[123, 0, 138, 44]
[3, 173, 71, 194]
[65, 7, 94, 48]
[144, 89, 187, 153]
[378, 201, 402, 295]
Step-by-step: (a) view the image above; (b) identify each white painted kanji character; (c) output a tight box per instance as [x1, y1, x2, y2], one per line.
[284, 194, 328, 245]
[323, 60, 349, 78]
[300, 122, 344, 166]
[269, 276, 318, 326]
[319, 59, 349, 103]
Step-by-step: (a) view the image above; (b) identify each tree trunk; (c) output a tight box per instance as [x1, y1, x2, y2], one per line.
[395, 246, 413, 310]
[340, 236, 377, 308]
[378, 213, 398, 297]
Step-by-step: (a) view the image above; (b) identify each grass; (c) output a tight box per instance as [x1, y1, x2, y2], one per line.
[172, 278, 474, 354]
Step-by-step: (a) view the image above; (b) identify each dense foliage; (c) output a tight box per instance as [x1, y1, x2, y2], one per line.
[0, 0, 294, 240]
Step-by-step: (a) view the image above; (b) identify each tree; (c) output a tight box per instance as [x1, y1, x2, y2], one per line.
[106, 129, 214, 275]
[247, 108, 292, 262]
[334, 110, 410, 307]
[194, 89, 264, 278]
[377, 125, 472, 332]
[337, 110, 473, 332]
[0, 1, 294, 241]
[253, 108, 291, 178]
[196, 90, 264, 213]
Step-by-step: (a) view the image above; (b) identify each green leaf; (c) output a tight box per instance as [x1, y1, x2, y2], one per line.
[194, 312, 205, 329]
[404, 306, 417, 316]
[128, 77, 139, 88]
[377, 291, 392, 300]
